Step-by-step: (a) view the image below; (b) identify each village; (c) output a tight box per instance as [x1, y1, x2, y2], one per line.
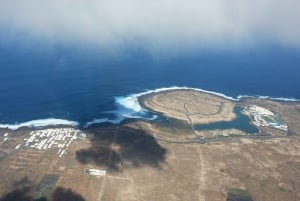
[23, 128, 86, 157]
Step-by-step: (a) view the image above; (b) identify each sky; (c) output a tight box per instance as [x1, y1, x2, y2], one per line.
[0, 0, 300, 50]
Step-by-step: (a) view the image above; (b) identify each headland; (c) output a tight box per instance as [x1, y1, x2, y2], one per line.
[1, 88, 300, 201]
[140, 89, 236, 125]
[139, 89, 291, 140]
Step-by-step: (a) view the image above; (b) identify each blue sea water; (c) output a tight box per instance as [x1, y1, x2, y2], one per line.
[194, 107, 259, 134]
[0, 41, 300, 129]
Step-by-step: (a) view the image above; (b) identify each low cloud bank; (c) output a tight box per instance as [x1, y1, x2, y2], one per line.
[1, 0, 300, 49]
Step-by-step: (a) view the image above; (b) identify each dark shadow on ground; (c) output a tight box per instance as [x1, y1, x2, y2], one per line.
[0, 186, 34, 201]
[0, 177, 85, 201]
[76, 125, 167, 171]
[0, 187, 85, 201]
[51, 187, 85, 201]
[12, 176, 31, 187]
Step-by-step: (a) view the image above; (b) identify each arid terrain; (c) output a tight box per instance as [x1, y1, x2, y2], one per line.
[1, 90, 300, 201]
[141, 89, 236, 125]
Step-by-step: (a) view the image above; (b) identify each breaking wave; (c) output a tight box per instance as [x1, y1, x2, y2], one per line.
[0, 118, 79, 130]
[237, 95, 299, 102]
[85, 86, 299, 127]
[1, 86, 299, 130]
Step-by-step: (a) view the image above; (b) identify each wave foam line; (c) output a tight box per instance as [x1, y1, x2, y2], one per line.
[84, 114, 158, 128]
[238, 95, 299, 102]
[85, 86, 240, 128]
[85, 86, 299, 128]
[84, 117, 122, 128]
[118, 86, 299, 107]
[0, 118, 79, 130]
[115, 86, 238, 114]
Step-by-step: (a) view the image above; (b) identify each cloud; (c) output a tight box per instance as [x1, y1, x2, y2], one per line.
[1, 0, 300, 49]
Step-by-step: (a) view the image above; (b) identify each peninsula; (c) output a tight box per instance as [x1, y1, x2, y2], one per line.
[139, 89, 289, 139]
[1, 89, 300, 201]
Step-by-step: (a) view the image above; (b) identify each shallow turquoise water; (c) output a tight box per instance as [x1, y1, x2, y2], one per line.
[194, 106, 259, 134]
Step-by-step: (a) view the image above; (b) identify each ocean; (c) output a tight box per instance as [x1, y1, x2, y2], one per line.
[0, 42, 300, 129]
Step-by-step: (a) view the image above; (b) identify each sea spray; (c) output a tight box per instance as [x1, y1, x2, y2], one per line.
[0, 118, 79, 130]
[83, 86, 300, 128]
[2, 86, 299, 130]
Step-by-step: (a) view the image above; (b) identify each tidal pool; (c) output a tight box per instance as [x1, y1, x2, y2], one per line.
[194, 106, 258, 134]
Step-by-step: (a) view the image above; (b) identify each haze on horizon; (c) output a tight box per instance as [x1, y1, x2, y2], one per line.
[0, 0, 300, 50]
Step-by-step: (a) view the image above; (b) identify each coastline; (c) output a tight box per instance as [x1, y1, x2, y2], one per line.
[139, 88, 237, 125]
[0, 118, 79, 131]
[1, 86, 299, 131]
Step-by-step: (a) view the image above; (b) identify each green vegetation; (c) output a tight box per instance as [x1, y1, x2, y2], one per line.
[262, 116, 274, 123]
[67, 165, 74, 170]
[87, 175, 94, 182]
[226, 188, 253, 201]
[216, 134, 228, 139]
[227, 188, 250, 197]
[0, 151, 7, 161]
[34, 174, 59, 200]
[279, 186, 286, 192]
[220, 168, 226, 173]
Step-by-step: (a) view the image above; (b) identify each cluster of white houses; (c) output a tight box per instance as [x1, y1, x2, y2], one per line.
[24, 128, 86, 157]
[2, 133, 8, 143]
[248, 105, 288, 131]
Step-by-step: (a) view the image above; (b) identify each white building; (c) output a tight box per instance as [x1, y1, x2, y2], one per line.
[84, 168, 106, 176]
